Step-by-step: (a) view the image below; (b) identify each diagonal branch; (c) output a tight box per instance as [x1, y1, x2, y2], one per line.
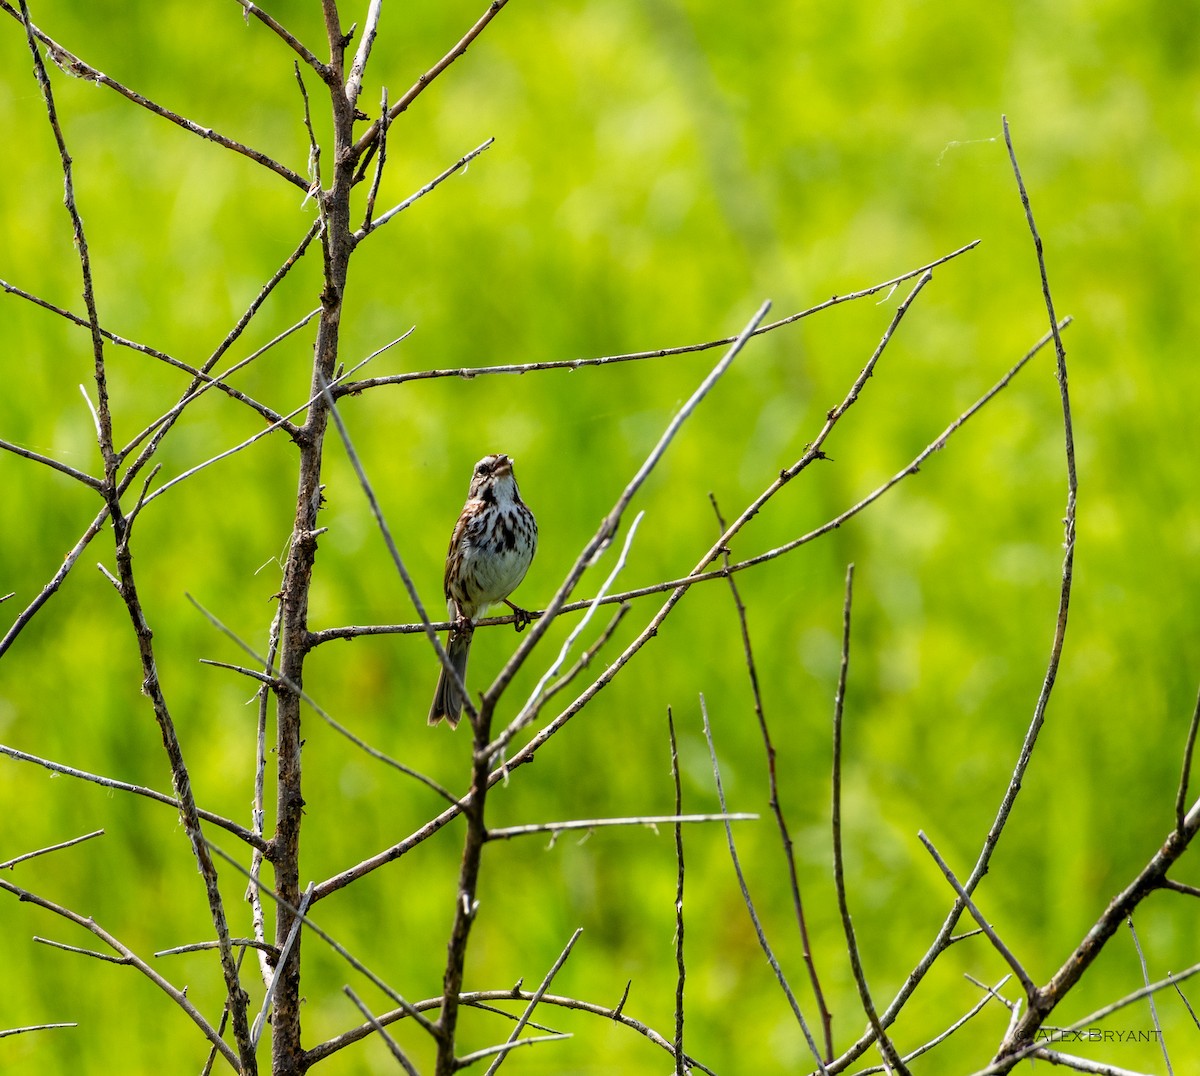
[233, 0, 329, 81]
[336, 242, 979, 395]
[0, 877, 240, 1071]
[0, 0, 309, 189]
[351, 0, 512, 164]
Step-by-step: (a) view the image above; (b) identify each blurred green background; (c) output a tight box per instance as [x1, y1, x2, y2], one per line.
[2, 1, 1198, 1072]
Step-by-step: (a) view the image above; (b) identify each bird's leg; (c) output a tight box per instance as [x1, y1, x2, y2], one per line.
[503, 599, 536, 633]
[450, 599, 473, 638]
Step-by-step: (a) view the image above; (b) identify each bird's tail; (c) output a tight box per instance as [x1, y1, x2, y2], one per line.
[428, 630, 472, 727]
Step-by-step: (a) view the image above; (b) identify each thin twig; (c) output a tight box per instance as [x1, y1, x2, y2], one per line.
[351, 0, 513, 162]
[832, 565, 910, 1074]
[0, 830, 104, 870]
[0, 438, 102, 490]
[488, 512, 645, 756]
[712, 493, 832, 1059]
[362, 85, 389, 230]
[205, 842, 439, 1039]
[1174, 686, 1200, 835]
[0, 878, 240, 1070]
[118, 309, 318, 460]
[192, 600, 456, 804]
[0, 275, 287, 432]
[701, 697, 829, 1073]
[156, 939, 276, 958]
[305, 988, 716, 1074]
[18, 0, 111, 478]
[850, 977, 1011, 1076]
[233, 0, 329, 81]
[1126, 917, 1172, 1075]
[482, 928, 583, 1075]
[669, 711, 687, 1076]
[0, 743, 265, 851]
[252, 884, 314, 1048]
[0, 1023, 77, 1039]
[311, 316, 1069, 650]
[918, 832, 1035, 999]
[486, 813, 757, 841]
[344, 986, 419, 1076]
[829, 121, 1079, 1070]
[0, 0, 308, 189]
[536, 603, 630, 708]
[353, 137, 495, 240]
[456, 1034, 572, 1066]
[337, 243, 979, 395]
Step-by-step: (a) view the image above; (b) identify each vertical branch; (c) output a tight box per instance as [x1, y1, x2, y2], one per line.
[435, 684, 498, 1074]
[700, 697, 830, 1074]
[1175, 687, 1200, 835]
[18, 1, 258, 1069]
[835, 119, 1082, 1073]
[831, 565, 910, 1075]
[17, 0, 112, 477]
[270, 8, 358, 1072]
[669, 709, 687, 1075]
[710, 495, 833, 1060]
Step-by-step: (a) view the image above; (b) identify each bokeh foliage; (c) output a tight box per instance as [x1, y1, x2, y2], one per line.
[1, 0, 1198, 1072]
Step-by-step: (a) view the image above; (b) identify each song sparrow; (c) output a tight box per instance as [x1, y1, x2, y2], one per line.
[428, 453, 538, 728]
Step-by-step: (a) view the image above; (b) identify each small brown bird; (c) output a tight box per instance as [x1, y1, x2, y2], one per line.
[428, 454, 538, 727]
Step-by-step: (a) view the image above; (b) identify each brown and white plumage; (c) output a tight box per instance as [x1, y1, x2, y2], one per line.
[428, 454, 537, 727]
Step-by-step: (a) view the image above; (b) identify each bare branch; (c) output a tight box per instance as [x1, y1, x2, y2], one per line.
[311, 315, 1068, 651]
[0, 743, 265, 851]
[336, 242, 979, 395]
[343, 986, 419, 1076]
[482, 928, 582, 1076]
[0, 878, 240, 1070]
[192, 601, 457, 804]
[832, 565, 909, 1074]
[0, 0, 308, 189]
[850, 977, 1011, 1076]
[305, 988, 717, 1074]
[17, 0, 112, 477]
[669, 711, 686, 1076]
[480, 301, 771, 730]
[252, 885, 313, 1048]
[1175, 686, 1200, 835]
[362, 86, 390, 230]
[918, 832, 1035, 999]
[0, 437, 102, 490]
[344, 0, 383, 108]
[205, 842, 440, 1039]
[713, 493, 832, 1058]
[352, 137, 495, 242]
[233, 0, 329, 81]
[0, 830, 104, 870]
[485, 814, 757, 841]
[1125, 917, 1172, 1074]
[351, 0, 513, 162]
[0, 1023, 77, 1040]
[457, 1034, 573, 1066]
[701, 697, 829, 1073]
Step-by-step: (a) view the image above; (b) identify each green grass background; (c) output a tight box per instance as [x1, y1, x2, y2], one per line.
[1, 1, 1198, 1072]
